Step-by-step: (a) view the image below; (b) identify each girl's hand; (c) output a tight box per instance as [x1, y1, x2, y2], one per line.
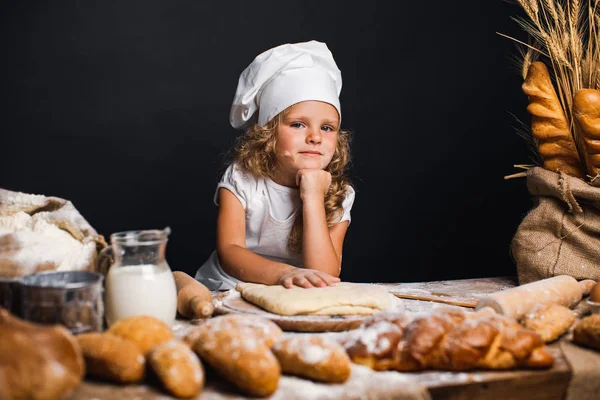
[278, 268, 340, 289]
[296, 169, 332, 200]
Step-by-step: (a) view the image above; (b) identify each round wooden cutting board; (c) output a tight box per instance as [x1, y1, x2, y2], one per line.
[213, 290, 381, 332]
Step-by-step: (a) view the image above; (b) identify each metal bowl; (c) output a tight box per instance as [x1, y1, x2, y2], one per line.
[587, 299, 600, 315]
[19, 271, 105, 334]
[0, 277, 21, 315]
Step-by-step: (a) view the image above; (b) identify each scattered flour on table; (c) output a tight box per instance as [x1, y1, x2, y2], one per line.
[261, 364, 430, 400]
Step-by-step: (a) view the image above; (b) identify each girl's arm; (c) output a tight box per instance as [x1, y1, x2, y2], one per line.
[298, 170, 349, 277]
[216, 188, 340, 287]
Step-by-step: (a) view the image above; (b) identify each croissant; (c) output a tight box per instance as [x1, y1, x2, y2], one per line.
[522, 61, 585, 178]
[573, 89, 600, 177]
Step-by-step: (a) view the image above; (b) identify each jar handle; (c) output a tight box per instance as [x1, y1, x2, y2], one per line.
[96, 246, 114, 276]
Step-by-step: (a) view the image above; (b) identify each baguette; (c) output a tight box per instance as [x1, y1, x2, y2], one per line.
[522, 61, 584, 178]
[573, 89, 600, 177]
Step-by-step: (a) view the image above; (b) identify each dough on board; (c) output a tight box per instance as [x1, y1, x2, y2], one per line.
[236, 282, 397, 316]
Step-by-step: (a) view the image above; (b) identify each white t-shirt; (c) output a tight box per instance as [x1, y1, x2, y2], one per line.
[195, 163, 355, 290]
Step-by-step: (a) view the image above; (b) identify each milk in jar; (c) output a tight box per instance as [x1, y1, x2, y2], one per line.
[103, 228, 177, 327]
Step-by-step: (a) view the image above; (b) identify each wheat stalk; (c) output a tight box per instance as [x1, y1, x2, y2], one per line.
[516, 0, 541, 22]
[521, 48, 536, 79]
[543, 0, 561, 25]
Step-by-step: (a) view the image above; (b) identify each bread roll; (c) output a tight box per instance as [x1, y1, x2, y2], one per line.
[272, 335, 351, 383]
[184, 314, 282, 348]
[573, 89, 600, 177]
[192, 328, 280, 397]
[107, 315, 174, 355]
[521, 303, 575, 343]
[572, 314, 600, 350]
[147, 339, 204, 398]
[475, 275, 582, 320]
[76, 332, 145, 383]
[522, 61, 584, 177]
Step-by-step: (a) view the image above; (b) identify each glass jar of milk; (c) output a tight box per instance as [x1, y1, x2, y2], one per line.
[103, 227, 177, 328]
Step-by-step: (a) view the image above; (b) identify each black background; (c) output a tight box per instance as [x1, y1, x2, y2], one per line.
[1, 0, 538, 283]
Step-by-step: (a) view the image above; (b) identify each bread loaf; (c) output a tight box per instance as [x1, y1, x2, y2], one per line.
[147, 339, 204, 398]
[0, 308, 85, 400]
[393, 311, 554, 371]
[76, 332, 145, 383]
[272, 335, 351, 383]
[521, 303, 575, 343]
[192, 325, 280, 397]
[522, 61, 584, 178]
[572, 314, 600, 351]
[340, 308, 553, 372]
[573, 89, 600, 177]
[107, 315, 174, 355]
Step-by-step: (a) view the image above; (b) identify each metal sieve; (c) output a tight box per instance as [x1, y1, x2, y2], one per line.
[0, 277, 21, 315]
[19, 271, 105, 334]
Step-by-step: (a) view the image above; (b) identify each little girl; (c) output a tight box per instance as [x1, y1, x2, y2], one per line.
[195, 40, 355, 291]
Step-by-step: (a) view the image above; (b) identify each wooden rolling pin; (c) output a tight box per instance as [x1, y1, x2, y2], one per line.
[172, 271, 214, 319]
[475, 275, 594, 320]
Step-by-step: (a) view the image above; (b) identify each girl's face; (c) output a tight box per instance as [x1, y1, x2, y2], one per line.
[274, 101, 339, 183]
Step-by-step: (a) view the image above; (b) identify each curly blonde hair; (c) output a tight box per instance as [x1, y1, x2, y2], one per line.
[230, 108, 353, 253]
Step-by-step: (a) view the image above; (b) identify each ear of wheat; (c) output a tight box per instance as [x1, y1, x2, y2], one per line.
[501, 0, 600, 180]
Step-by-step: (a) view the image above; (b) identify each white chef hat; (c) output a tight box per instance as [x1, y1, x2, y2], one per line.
[229, 40, 342, 130]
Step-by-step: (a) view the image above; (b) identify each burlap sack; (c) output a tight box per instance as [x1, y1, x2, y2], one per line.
[511, 167, 600, 284]
[0, 188, 107, 278]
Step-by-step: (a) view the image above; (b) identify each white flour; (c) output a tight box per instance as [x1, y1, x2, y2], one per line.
[0, 211, 95, 275]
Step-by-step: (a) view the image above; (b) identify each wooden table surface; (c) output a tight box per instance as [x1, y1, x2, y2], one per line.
[71, 277, 592, 400]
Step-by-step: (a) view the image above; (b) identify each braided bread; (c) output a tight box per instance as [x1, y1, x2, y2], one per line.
[341, 312, 411, 371]
[395, 312, 553, 371]
[343, 309, 554, 372]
